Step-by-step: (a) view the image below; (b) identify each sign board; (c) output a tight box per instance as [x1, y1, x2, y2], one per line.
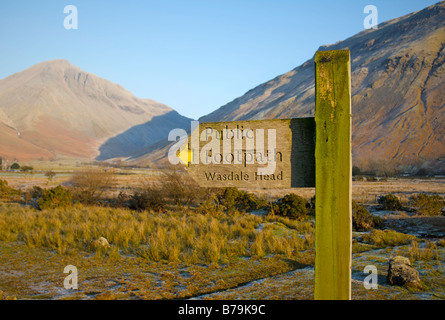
[179, 118, 315, 188]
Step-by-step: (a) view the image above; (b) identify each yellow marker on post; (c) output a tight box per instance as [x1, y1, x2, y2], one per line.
[178, 144, 192, 166]
[314, 50, 352, 300]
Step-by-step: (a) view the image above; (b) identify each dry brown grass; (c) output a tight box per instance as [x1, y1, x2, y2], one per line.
[0, 202, 315, 264]
[243, 178, 445, 205]
[395, 240, 442, 263]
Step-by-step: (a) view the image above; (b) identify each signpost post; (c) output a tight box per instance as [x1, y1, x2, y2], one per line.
[175, 49, 352, 300]
[314, 50, 352, 300]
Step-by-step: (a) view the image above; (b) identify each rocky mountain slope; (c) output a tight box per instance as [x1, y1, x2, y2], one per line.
[0, 60, 191, 161]
[199, 2, 445, 174]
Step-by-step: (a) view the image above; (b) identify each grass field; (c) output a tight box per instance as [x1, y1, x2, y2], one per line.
[0, 167, 444, 300]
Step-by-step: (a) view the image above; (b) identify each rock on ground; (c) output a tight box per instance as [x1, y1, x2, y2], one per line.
[387, 256, 422, 289]
[92, 237, 110, 248]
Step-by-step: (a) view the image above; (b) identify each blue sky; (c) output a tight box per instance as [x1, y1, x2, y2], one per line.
[0, 0, 439, 119]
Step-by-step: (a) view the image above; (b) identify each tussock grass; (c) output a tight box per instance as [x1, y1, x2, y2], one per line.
[395, 240, 442, 263]
[361, 229, 417, 248]
[0, 202, 313, 264]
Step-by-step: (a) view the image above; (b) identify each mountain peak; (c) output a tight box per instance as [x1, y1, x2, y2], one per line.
[39, 59, 71, 65]
[0, 59, 191, 161]
[31, 59, 74, 72]
[35, 59, 82, 75]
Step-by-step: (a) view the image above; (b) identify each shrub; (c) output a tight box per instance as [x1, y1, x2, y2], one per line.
[196, 196, 225, 216]
[20, 166, 33, 173]
[0, 180, 12, 195]
[409, 193, 444, 216]
[415, 168, 429, 177]
[271, 194, 308, 220]
[37, 186, 73, 210]
[31, 186, 44, 198]
[352, 166, 362, 176]
[0, 179, 21, 200]
[10, 163, 20, 170]
[126, 167, 206, 210]
[115, 191, 131, 208]
[352, 201, 382, 231]
[23, 186, 44, 205]
[161, 168, 202, 207]
[217, 187, 266, 214]
[307, 195, 316, 216]
[44, 170, 56, 182]
[71, 168, 115, 204]
[129, 184, 167, 212]
[378, 194, 402, 211]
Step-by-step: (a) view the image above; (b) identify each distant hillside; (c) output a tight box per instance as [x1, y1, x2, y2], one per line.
[0, 59, 191, 162]
[198, 1, 445, 174]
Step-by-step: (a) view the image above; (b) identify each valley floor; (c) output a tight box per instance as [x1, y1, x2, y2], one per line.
[0, 175, 444, 300]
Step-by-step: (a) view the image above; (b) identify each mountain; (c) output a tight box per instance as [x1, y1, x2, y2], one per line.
[0, 59, 192, 161]
[198, 1, 445, 174]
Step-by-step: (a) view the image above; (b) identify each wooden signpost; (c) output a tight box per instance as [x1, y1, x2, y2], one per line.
[176, 50, 352, 300]
[314, 50, 352, 300]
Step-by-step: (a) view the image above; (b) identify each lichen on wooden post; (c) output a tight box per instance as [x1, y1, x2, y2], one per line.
[314, 50, 352, 300]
